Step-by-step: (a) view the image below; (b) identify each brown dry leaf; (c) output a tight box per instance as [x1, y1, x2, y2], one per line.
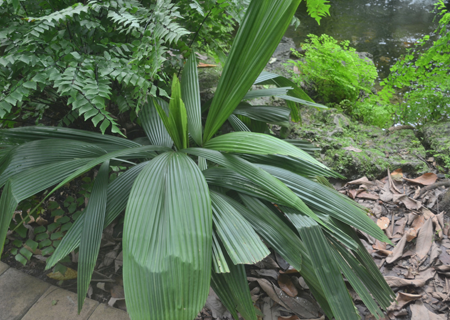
[279, 267, 299, 274]
[429, 242, 442, 265]
[415, 217, 433, 259]
[99, 243, 121, 269]
[373, 240, 387, 251]
[111, 284, 125, 299]
[404, 173, 438, 186]
[23, 244, 41, 255]
[114, 251, 123, 273]
[357, 191, 379, 200]
[197, 63, 217, 68]
[36, 216, 48, 226]
[293, 65, 300, 75]
[422, 208, 442, 238]
[410, 300, 446, 320]
[346, 176, 371, 185]
[393, 217, 407, 237]
[384, 268, 435, 287]
[248, 277, 320, 319]
[387, 168, 401, 194]
[377, 217, 390, 230]
[342, 146, 362, 152]
[406, 228, 418, 242]
[387, 292, 422, 312]
[391, 168, 404, 181]
[348, 189, 361, 199]
[393, 194, 422, 210]
[195, 52, 208, 60]
[380, 190, 394, 202]
[386, 234, 407, 264]
[46, 267, 77, 280]
[278, 274, 298, 297]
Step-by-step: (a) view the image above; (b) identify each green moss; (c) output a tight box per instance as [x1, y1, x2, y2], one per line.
[291, 109, 428, 179]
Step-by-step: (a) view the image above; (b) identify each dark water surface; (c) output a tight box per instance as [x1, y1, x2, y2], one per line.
[285, 0, 440, 78]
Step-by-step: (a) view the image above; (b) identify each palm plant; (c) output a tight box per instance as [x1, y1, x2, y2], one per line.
[0, 0, 395, 319]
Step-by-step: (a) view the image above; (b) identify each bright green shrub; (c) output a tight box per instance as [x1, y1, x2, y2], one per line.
[286, 34, 378, 103]
[379, 0, 450, 125]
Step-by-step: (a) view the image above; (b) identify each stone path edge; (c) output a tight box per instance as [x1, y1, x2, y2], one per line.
[0, 261, 130, 320]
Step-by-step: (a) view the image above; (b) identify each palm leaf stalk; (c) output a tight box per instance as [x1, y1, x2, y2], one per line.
[0, 0, 395, 319]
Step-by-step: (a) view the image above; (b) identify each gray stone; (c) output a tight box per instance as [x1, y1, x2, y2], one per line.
[22, 286, 99, 320]
[88, 304, 130, 320]
[0, 261, 9, 275]
[0, 267, 50, 320]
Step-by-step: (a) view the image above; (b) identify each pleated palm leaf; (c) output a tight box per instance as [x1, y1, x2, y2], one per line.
[0, 1, 395, 319]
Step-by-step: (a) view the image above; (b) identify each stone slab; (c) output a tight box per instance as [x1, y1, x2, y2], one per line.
[22, 286, 99, 320]
[88, 303, 130, 320]
[0, 261, 9, 275]
[0, 267, 50, 320]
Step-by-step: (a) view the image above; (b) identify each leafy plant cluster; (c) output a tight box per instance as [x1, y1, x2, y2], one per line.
[286, 34, 378, 104]
[0, 0, 249, 133]
[377, 0, 450, 126]
[0, 1, 395, 320]
[0, 0, 331, 134]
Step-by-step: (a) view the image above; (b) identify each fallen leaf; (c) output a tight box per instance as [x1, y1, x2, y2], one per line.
[385, 268, 435, 287]
[410, 300, 446, 320]
[253, 269, 279, 280]
[380, 190, 393, 202]
[36, 216, 48, 226]
[46, 267, 77, 280]
[348, 189, 361, 199]
[429, 242, 442, 265]
[373, 240, 387, 250]
[343, 146, 362, 152]
[387, 168, 401, 194]
[346, 176, 371, 185]
[111, 283, 125, 299]
[404, 173, 438, 186]
[377, 217, 390, 230]
[391, 168, 404, 181]
[248, 277, 320, 319]
[415, 217, 433, 259]
[386, 234, 407, 264]
[393, 194, 422, 210]
[357, 191, 379, 200]
[195, 52, 208, 60]
[114, 251, 123, 273]
[278, 274, 298, 297]
[387, 292, 422, 311]
[406, 228, 418, 242]
[393, 217, 407, 237]
[197, 63, 217, 68]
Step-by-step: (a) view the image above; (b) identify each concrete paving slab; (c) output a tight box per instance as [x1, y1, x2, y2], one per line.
[88, 303, 130, 320]
[0, 261, 8, 275]
[0, 267, 50, 320]
[22, 285, 99, 320]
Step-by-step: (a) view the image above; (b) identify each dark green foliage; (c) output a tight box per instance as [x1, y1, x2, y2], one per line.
[0, 0, 245, 133]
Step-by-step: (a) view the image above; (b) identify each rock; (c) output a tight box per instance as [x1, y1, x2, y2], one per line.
[422, 121, 450, 162]
[264, 37, 295, 78]
[289, 109, 428, 180]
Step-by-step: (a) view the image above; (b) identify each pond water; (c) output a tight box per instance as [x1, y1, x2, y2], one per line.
[285, 0, 441, 78]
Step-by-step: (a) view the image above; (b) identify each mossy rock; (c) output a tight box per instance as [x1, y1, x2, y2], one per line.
[290, 109, 428, 180]
[422, 121, 450, 161]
